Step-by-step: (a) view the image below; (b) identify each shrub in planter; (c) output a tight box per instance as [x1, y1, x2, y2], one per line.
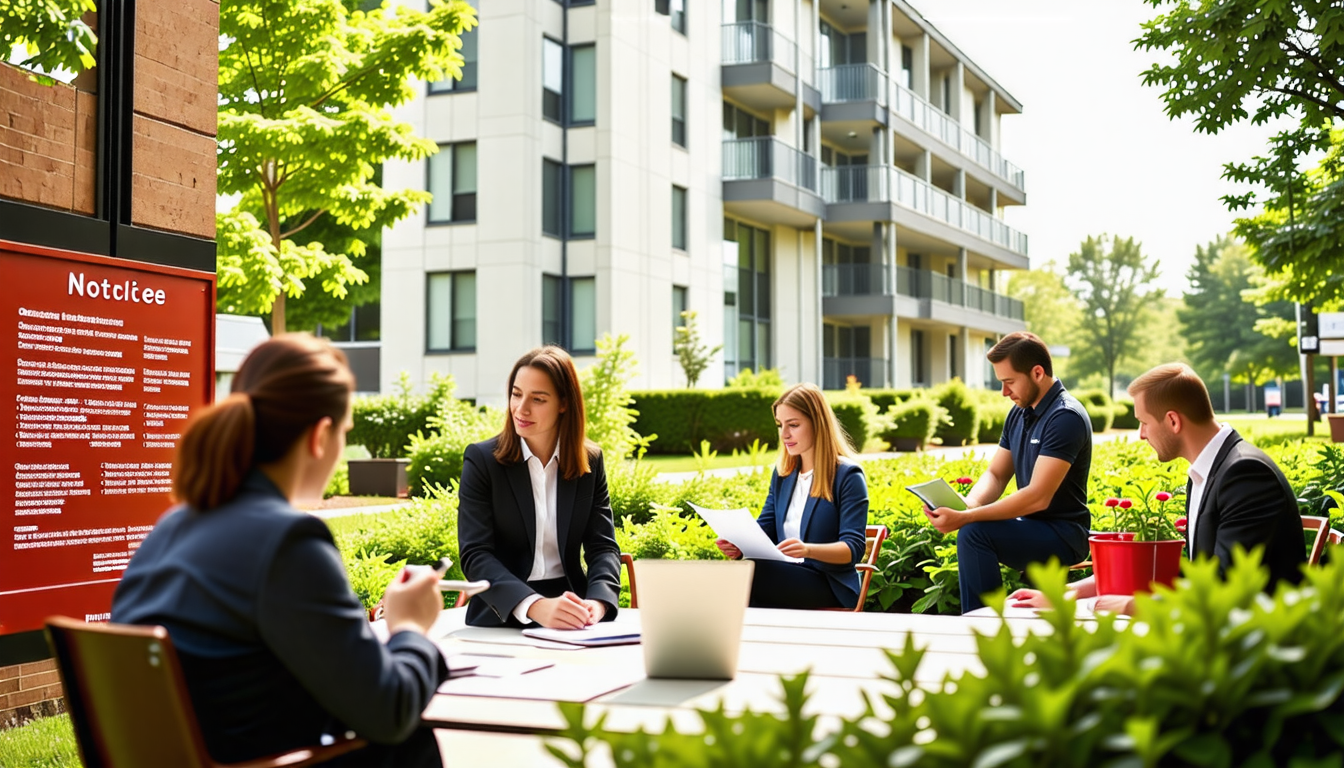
[349, 373, 457, 458]
[880, 399, 942, 451]
[932, 379, 980, 446]
[824, 392, 879, 451]
[861, 388, 919, 414]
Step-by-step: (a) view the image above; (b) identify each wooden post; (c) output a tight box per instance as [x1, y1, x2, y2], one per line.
[1333, 357, 1340, 415]
[1307, 355, 1317, 436]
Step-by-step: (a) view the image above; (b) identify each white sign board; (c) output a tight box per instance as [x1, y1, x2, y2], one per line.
[1321, 312, 1344, 340]
[1319, 339, 1344, 357]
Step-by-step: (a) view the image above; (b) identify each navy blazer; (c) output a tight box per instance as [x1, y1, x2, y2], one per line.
[457, 436, 622, 626]
[1187, 430, 1305, 587]
[756, 459, 869, 608]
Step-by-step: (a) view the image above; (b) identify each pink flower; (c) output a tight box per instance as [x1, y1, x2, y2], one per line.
[1118, 499, 1133, 509]
[956, 477, 973, 485]
[1155, 492, 1172, 502]
[1104, 497, 1119, 508]
[1175, 516, 1188, 531]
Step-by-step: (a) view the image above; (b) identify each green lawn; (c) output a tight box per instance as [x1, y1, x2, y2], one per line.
[0, 714, 78, 768]
[1220, 415, 1329, 445]
[636, 451, 770, 474]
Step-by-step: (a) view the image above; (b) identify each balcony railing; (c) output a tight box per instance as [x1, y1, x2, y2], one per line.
[824, 357, 889, 390]
[723, 137, 817, 192]
[721, 22, 813, 81]
[821, 164, 1028, 255]
[894, 266, 1024, 321]
[891, 81, 1025, 189]
[818, 63, 886, 106]
[822, 263, 890, 297]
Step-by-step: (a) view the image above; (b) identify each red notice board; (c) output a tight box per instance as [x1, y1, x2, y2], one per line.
[0, 241, 215, 635]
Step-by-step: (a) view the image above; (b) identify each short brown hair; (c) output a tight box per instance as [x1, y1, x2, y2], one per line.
[1127, 363, 1215, 425]
[773, 383, 856, 502]
[173, 334, 355, 510]
[986, 331, 1053, 377]
[493, 346, 596, 479]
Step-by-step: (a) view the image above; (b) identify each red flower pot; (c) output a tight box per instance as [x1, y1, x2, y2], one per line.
[1089, 532, 1185, 596]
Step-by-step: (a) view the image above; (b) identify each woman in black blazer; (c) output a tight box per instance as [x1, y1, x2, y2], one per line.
[716, 383, 870, 609]
[457, 346, 622, 628]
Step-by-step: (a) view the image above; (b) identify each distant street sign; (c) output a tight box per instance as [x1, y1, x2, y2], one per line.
[1320, 339, 1344, 357]
[1321, 312, 1344, 340]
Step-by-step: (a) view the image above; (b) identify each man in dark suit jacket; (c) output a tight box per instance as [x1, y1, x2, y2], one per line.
[1012, 363, 1305, 615]
[457, 436, 622, 627]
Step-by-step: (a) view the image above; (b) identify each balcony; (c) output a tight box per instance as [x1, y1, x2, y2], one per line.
[722, 137, 824, 226]
[721, 22, 818, 112]
[891, 82, 1025, 191]
[896, 266, 1024, 324]
[818, 63, 887, 128]
[822, 164, 1028, 264]
[824, 357, 889, 390]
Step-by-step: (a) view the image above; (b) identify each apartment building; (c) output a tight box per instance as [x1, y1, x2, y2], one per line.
[375, 0, 1028, 404]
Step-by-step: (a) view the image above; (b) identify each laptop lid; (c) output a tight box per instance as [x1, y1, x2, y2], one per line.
[635, 559, 754, 680]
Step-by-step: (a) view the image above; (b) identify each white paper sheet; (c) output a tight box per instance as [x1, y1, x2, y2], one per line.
[523, 623, 642, 647]
[690, 503, 802, 563]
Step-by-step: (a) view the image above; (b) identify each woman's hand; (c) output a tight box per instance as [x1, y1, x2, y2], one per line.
[1007, 588, 1052, 609]
[715, 538, 743, 560]
[527, 592, 594, 629]
[383, 566, 444, 636]
[777, 538, 810, 559]
[583, 599, 607, 623]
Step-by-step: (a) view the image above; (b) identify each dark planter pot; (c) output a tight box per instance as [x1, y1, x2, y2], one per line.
[347, 458, 410, 498]
[891, 436, 926, 452]
[1328, 414, 1344, 443]
[1089, 532, 1185, 596]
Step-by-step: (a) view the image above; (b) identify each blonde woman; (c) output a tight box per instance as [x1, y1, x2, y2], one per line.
[715, 383, 870, 609]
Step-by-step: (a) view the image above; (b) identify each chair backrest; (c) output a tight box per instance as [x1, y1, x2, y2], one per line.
[1332, 529, 1344, 547]
[1304, 515, 1331, 566]
[851, 525, 888, 612]
[450, 554, 639, 609]
[46, 616, 213, 768]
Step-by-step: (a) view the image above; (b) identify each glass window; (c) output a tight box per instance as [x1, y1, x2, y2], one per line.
[672, 185, 687, 250]
[569, 45, 596, 124]
[723, 217, 770, 378]
[429, 0, 478, 93]
[428, 142, 477, 223]
[670, 0, 686, 34]
[901, 45, 913, 89]
[542, 275, 563, 345]
[672, 285, 687, 343]
[570, 277, 597, 352]
[912, 329, 927, 386]
[570, 164, 596, 237]
[543, 159, 562, 236]
[671, 75, 687, 147]
[427, 272, 476, 351]
[949, 333, 959, 380]
[543, 38, 563, 121]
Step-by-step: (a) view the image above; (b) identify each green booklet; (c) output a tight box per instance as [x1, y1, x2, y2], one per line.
[906, 478, 969, 511]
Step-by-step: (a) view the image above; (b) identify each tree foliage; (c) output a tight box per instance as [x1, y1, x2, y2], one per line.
[0, 0, 96, 84]
[216, 0, 475, 333]
[673, 310, 722, 389]
[1065, 235, 1162, 396]
[1003, 261, 1082, 380]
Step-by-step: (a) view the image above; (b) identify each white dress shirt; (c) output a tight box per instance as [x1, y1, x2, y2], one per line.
[1185, 423, 1234, 551]
[512, 439, 565, 624]
[781, 470, 814, 542]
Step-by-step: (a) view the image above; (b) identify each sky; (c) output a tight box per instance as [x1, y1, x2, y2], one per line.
[921, 0, 1290, 294]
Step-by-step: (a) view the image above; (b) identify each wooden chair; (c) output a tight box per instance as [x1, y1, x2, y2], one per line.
[1304, 515, 1332, 565]
[446, 553, 640, 609]
[45, 616, 365, 768]
[821, 524, 888, 613]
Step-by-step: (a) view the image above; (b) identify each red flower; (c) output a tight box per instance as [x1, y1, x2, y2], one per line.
[1118, 499, 1133, 509]
[956, 477, 973, 485]
[1155, 491, 1172, 502]
[1175, 516, 1188, 532]
[1104, 497, 1119, 507]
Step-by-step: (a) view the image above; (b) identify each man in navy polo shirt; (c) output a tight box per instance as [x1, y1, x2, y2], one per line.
[924, 331, 1092, 613]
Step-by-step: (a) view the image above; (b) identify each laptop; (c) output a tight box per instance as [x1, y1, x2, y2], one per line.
[635, 559, 754, 680]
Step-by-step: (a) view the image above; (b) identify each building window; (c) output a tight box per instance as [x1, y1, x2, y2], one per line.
[900, 45, 913, 89]
[671, 74, 687, 147]
[672, 285, 688, 343]
[316, 303, 381, 342]
[543, 38, 564, 121]
[541, 274, 596, 352]
[912, 329, 927, 386]
[672, 185, 687, 250]
[427, 272, 476, 351]
[429, 0, 478, 93]
[942, 75, 952, 115]
[670, 0, 686, 35]
[542, 274, 563, 345]
[569, 45, 596, 124]
[949, 334, 959, 380]
[428, 142, 477, 223]
[543, 159, 562, 237]
[570, 164, 596, 237]
[722, 102, 769, 140]
[723, 218, 770, 381]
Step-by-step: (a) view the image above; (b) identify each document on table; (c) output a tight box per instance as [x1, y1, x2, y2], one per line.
[905, 478, 969, 511]
[438, 663, 644, 702]
[690, 502, 802, 563]
[522, 623, 642, 647]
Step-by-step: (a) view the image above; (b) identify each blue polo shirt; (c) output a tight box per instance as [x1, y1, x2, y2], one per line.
[997, 379, 1091, 527]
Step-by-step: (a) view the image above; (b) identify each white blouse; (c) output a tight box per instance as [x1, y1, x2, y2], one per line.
[781, 470, 814, 542]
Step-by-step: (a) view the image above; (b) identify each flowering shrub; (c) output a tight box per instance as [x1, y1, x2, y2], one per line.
[1103, 484, 1181, 541]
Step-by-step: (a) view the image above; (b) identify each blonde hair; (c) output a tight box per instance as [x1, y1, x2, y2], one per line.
[773, 383, 856, 502]
[1127, 363, 1215, 426]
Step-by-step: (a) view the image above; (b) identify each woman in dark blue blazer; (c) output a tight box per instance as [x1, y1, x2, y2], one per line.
[716, 383, 870, 609]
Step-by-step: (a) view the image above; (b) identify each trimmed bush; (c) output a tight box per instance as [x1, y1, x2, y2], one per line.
[881, 399, 942, 450]
[1112, 398, 1139, 429]
[824, 392, 879, 451]
[404, 404, 502, 496]
[349, 373, 457, 458]
[975, 396, 1012, 445]
[1075, 388, 1116, 433]
[630, 389, 781, 454]
[932, 379, 980, 446]
[863, 388, 919, 414]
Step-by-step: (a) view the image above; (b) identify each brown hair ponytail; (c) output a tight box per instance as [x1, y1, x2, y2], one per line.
[171, 334, 354, 510]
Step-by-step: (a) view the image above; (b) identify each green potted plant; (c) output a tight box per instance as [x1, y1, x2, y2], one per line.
[882, 399, 943, 452]
[1090, 485, 1184, 595]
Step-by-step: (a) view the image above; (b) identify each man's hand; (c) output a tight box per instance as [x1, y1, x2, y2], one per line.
[383, 566, 443, 636]
[923, 506, 971, 534]
[582, 599, 607, 624]
[526, 592, 594, 629]
[715, 538, 743, 560]
[1007, 588, 1053, 609]
[777, 538, 810, 559]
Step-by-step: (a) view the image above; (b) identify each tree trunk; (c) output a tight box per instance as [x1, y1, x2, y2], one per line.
[272, 294, 286, 336]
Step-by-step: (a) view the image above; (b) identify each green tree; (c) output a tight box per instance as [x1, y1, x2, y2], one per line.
[1003, 261, 1082, 379]
[1065, 235, 1162, 396]
[1135, 0, 1344, 304]
[216, 0, 475, 334]
[0, 0, 96, 83]
[673, 310, 722, 389]
[581, 335, 653, 460]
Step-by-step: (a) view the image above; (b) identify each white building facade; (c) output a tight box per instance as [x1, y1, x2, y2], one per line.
[379, 0, 1029, 406]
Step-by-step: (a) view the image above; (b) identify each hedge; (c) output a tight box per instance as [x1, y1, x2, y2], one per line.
[630, 389, 782, 455]
[349, 374, 457, 459]
[861, 388, 919, 414]
[932, 379, 980, 446]
[975, 395, 1011, 445]
[824, 392, 879, 451]
[880, 398, 941, 448]
[1112, 398, 1139, 429]
[1075, 388, 1117, 433]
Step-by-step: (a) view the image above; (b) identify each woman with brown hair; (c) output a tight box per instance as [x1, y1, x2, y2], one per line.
[112, 334, 448, 767]
[457, 346, 622, 628]
[715, 383, 870, 609]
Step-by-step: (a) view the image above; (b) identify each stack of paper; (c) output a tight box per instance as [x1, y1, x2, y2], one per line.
[522, 623, 642, 647]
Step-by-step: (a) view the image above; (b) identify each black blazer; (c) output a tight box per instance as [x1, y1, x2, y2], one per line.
[457, 436, 622, 626]
[1187, 430, 1305, 587]
[756, 459, 869, 608]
